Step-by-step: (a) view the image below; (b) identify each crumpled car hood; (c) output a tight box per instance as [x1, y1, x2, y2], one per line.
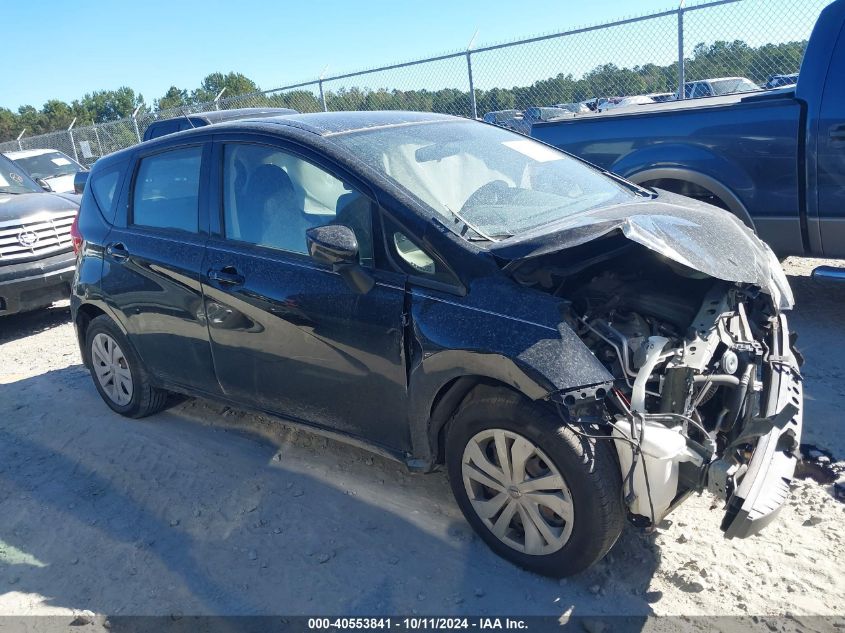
[489, 189, 794, 311]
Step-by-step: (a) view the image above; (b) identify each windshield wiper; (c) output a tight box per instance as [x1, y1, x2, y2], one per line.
[444, 205, 503, 242]
[601, 169, 656, 197]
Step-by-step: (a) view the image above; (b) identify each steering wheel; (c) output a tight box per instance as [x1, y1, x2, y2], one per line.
[460, 180, 511, 214]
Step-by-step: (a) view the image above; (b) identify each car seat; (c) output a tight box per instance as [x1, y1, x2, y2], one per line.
[241, 164, 306, 252]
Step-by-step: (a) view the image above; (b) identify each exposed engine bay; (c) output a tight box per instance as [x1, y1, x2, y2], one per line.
[512, 237, 803, 537]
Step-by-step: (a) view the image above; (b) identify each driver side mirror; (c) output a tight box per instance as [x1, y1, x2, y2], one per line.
[36, 177, 53, 192]
[306, 224, 374, 294]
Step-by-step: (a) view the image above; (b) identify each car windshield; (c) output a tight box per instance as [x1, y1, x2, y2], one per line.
[12, 151, 82, 180]
[332, 120, 635, 240]
[0, 154, 42, 194]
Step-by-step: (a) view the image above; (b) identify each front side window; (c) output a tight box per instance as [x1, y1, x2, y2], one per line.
[331, 120, 634, 241]
[132, 146, 202, 232]
[222, 143, 373, 265]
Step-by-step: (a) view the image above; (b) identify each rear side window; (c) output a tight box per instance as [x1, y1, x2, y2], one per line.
[132, 146, 202, 232]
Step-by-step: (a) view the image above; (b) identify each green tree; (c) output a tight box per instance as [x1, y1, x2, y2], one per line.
[155, 86, 190, 111]
[191, 72, 260, 103]
[0, 38, 814, 144]
[74, 87, 143, 123]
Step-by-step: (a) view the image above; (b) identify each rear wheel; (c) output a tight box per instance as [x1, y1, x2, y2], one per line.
[446, 386, 624, 577]
[85, 315, 169, 418]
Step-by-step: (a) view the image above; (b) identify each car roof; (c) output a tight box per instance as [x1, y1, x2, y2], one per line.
[147, 107, 298, 129]
[188, 107, 298, 123]
[4, 148, 67, 159]
[92, 110, 465, 169]
[223, 110, 459, 137]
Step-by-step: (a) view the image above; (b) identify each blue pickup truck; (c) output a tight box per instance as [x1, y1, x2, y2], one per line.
[531, 0, 845, 271]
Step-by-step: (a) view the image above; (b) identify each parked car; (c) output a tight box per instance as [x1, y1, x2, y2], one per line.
[142, 107, 298, 141]
[645, 92, 674, 103]
[551, 102, 592, 114]
[504, 106, 580, 134]
[71, 110, 801, 577]
[0, 152, 80, 316]
[598, 95, 655, 111]
[531, 0, 845, 268]
[676, 77, 761, 100]
[482, 109, 526, 133]
[482, 109, 523, 125]
[4, 148, 86, 194]
[580, 97, 621, 111]
[764, 73, 799, 90]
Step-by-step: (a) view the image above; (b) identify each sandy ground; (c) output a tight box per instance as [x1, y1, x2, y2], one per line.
[0, 257, 843, 625]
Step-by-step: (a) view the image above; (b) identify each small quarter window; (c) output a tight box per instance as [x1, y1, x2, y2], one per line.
[91, 170, 120, 216]
[393, 232, 436, 274]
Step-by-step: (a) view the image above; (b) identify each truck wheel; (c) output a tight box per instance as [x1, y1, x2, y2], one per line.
[445, 386, 624, 577]
[85, 315, 169, 418]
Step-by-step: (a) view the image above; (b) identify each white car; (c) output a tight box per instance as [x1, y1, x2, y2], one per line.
[675, 77, 763, 100]
[3, 149, 85, 194]
[599, 95, 655, 112]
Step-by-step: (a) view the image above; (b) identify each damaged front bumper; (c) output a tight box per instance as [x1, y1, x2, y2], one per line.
[567, 284, 803, 540]
[719, 313, 803, 538]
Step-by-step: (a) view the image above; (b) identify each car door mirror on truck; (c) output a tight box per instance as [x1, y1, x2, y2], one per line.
[306, 224, 374, 294]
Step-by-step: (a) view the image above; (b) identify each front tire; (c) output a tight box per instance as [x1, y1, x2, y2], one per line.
[445, 386, 624, 577]
[85, 315, 168, 418]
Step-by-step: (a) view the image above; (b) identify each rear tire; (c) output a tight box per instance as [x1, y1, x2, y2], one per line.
[445, 385, 624, 577]
[85, 315, 169, 418]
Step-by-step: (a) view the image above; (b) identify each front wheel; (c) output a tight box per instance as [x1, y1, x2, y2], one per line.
[445, 386, 624, 577]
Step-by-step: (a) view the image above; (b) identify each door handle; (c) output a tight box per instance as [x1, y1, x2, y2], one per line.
[830, 124, 845, 141]
[106, 242, 128, 260]
[208, 266, 245, 286]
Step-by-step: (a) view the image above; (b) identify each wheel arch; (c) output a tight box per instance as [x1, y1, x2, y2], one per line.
[74, 301, 129, 367]
[75, 303, 108, 367]
[628, 167, 756, 230]
[420, 375, 541, 471]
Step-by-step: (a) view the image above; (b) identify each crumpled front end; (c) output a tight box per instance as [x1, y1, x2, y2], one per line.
[577, 281, 802, 536]
[511, 234, 803, 537]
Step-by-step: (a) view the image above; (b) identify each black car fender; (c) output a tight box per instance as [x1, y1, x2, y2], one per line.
[404, 292, 613, 469]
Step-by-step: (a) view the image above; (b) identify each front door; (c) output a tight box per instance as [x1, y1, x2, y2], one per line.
[201, 140, 411, 452]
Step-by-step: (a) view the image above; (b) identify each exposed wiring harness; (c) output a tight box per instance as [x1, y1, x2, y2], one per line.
[555, 387, 658, 528]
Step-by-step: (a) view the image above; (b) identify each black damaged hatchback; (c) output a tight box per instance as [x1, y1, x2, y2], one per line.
[71, 111, 803, 577]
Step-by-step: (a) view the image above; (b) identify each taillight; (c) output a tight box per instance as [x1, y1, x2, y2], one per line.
[70, 212, 83, 254]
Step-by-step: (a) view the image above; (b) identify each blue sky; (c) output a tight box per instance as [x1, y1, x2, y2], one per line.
[3, 0, 825, 111]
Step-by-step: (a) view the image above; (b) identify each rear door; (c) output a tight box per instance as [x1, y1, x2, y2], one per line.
[201, 137, 411, 452]
[100, 141, 219, 394]
[815, 20, 845, 257]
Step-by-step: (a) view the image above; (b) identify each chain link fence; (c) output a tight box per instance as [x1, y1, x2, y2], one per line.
[0, 0, 832, 168]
